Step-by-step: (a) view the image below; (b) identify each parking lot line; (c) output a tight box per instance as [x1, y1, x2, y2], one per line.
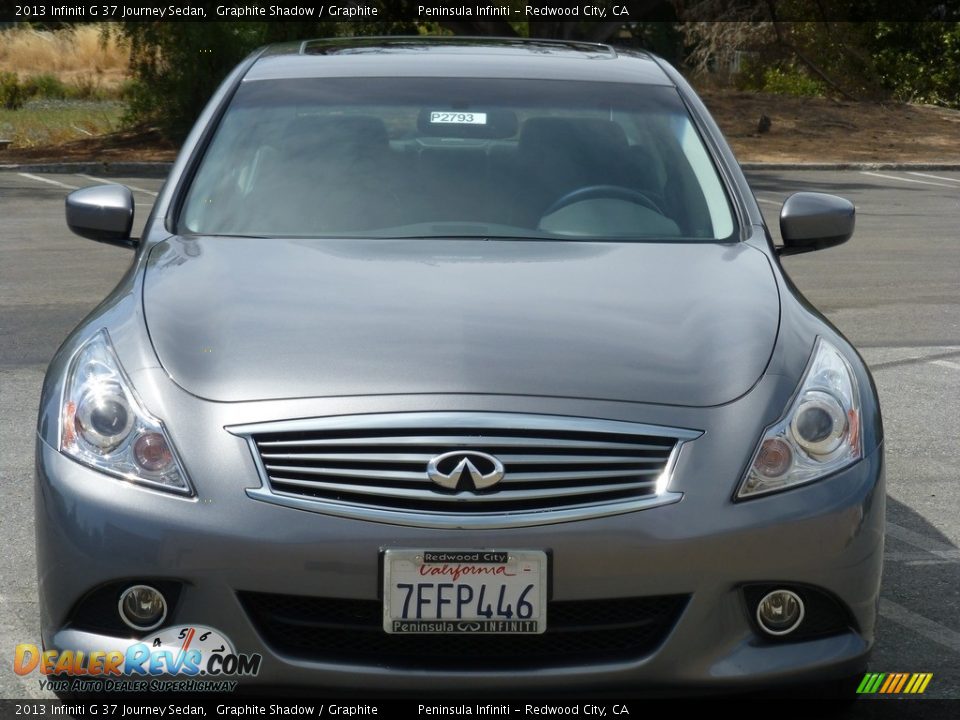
[17, 173, 79, 190]
[76, 173, 158, 197]
[907, 171, 960, 184]
[887, 522, 958, 555]
[860, 171, 958, 189]
[869, 348, 960, 372]
[880, 599, 960, 654]
[886, 550, 960, 564]
[930, 359, 960, 371]
[887, 550, 960, 560]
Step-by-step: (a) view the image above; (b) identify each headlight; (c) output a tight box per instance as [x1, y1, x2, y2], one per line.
[737, 337, 861, 499]
[60, 330, 192, 496]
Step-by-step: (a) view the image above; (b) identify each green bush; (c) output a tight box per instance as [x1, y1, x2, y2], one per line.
[116, 78, 138, 100]
[0, 72, 24, 110]
[68, 74, 107, 101]
[21, 73, 69, 100]
[760, 65, 826, 97]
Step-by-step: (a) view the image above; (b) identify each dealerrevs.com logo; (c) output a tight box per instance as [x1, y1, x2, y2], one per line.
[14, 626, 261, 693]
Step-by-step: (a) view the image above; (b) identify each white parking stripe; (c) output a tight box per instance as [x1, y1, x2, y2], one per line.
[886, 550, 960, 563]
[76, 173, 158, 197]
[880, 599, 960, 655]
[887, 522, 957, 555]
[860, 171, 957, 189]
[907, 171, 960, 184]
[930, 359, 960, 371]
[17, 173, 79, 190]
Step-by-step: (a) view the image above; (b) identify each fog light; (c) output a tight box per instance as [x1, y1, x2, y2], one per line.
[756, 589, 804, 636]
[118, 585, 167, 631]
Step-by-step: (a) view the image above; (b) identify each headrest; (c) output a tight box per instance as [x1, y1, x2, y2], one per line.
[283, 115, 389, 156]
[519, 117, 628, 156]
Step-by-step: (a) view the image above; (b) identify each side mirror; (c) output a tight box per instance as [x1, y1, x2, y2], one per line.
[65, 184, 136, 248]
[778, 192, 854, 256]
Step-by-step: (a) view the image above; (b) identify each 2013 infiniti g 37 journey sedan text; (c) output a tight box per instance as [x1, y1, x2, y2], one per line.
[35, 37, 883, 695]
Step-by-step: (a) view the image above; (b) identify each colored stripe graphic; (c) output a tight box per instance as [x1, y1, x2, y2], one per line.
[857, 672, 932, 694]
[856, 674, 874, 694]
[879, 674, 896, 693]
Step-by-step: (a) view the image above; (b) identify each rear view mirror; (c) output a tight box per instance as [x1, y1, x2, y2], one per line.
[778, 192, 855, 256]
[65, 184, 136, 248]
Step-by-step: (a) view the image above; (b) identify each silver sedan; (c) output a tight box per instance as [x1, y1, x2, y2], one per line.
[34, 37, 883, 697]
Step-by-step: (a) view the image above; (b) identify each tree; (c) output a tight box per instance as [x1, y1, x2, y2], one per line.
[676, 1, 960, 107]
[116, 20, 416, 138]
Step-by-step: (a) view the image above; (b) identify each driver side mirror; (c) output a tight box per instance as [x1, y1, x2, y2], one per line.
[778, 192, 854, 256]
[65, 184, 136, 249]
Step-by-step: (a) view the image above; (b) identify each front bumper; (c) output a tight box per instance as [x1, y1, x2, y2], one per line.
[35, 432, 884, 693]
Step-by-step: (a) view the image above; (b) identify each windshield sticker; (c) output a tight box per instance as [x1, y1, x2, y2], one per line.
[429, 111, 488, 125]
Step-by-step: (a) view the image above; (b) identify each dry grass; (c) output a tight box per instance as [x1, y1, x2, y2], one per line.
[0, 24, 128, 89]
[0, 25, 129, 151]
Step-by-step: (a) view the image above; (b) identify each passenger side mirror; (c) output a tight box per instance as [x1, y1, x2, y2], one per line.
[65, 184, 136, 248]
[778, 192, 854, 256]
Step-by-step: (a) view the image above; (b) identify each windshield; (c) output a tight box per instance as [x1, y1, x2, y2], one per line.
[180, 78, 736, 241]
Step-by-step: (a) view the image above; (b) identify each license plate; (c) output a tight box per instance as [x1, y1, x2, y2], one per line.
[383, 549, 547, 634]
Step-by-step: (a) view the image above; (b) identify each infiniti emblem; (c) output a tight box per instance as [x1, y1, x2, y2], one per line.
[426, 451, 505, 491]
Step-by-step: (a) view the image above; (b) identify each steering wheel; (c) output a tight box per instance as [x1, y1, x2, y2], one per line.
[542, 184, 664, 217]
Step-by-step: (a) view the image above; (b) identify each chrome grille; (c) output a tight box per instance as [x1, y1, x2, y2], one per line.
[231, 413, 700, 528]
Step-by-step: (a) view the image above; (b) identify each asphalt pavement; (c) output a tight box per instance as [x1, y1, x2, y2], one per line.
[0, 168, 958, 701]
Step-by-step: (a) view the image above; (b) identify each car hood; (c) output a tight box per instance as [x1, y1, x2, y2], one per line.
[143, 237, 779, 406]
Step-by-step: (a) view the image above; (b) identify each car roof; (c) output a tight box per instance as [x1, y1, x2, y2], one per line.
[245, 36, 675, 86]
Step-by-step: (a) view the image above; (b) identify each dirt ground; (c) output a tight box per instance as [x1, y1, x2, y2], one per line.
[0, 125, 177, 164]
[3, 90, 960, 165]
[701, 90, 960, 164]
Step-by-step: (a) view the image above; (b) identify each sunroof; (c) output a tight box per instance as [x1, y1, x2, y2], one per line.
[299, 37, 617, 59]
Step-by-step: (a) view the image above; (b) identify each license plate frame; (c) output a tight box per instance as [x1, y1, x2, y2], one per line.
[382, 549, 548, 634]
